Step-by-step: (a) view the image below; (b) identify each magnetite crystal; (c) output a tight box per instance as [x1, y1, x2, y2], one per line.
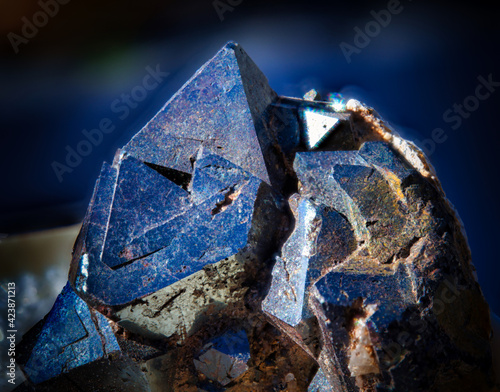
[16, 42, 498, 392]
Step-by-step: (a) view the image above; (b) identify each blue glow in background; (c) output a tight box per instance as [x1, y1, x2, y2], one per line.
[0, 0, 499, 315]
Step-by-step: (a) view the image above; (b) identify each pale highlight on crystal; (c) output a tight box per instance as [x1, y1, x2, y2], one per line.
[302, 108, 340, 149]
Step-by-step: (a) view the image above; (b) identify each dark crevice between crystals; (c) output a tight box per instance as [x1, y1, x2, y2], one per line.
[211, 185, 238, 215]
[256, 99, 299, 197]
[254, 201, 296, 305]
[396, 236, 421, 260]
[281, 165, 299, 197]
[365, 167, 375, 181]
[384, 253, 395, 264]
[144, 161, 192, 191]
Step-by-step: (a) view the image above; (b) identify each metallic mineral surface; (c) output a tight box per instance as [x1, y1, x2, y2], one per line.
[16, 42, 498, 392]
[20, 283, 120, 384]
[194, 328, 251, 388]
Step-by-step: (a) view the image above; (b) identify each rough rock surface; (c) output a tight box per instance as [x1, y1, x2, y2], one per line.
[16, 42, 498, 392]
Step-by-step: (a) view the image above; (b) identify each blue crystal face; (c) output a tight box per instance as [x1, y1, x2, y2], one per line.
[23, 283, 120, 384]
[262, 197, 356, 326]
[194, 328, 251, 387]
[262, 197, 316, 326]
[123, 42, 275, 185]
[73, 153, 264, 306]
[100, 155, 192, 270]
[314, 262, 417, 331]
[69, 42, 280, 307]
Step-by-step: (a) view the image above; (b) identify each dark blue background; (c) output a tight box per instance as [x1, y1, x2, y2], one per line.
[1, 0, 499, 314]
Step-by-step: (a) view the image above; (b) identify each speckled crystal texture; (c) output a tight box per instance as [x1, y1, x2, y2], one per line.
[16, 42, 498, 392]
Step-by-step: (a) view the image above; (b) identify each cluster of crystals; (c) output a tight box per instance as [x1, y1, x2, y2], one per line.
[16, 43, 496, 392]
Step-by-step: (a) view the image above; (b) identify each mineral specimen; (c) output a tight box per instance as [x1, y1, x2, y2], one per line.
[16, 42, 498, 392]
[194, 328, 251, 388]
[20, 283, 120, 384]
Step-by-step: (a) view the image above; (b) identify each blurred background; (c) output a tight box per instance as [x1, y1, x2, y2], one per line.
[0, 0, 499, 389]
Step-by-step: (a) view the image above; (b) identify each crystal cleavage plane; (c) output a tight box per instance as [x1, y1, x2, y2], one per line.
[16, 42, 498, 392]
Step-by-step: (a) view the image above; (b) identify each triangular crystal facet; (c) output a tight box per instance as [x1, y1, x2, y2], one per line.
[124, 42, 276, 184]
[301, 109, 340, 149]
